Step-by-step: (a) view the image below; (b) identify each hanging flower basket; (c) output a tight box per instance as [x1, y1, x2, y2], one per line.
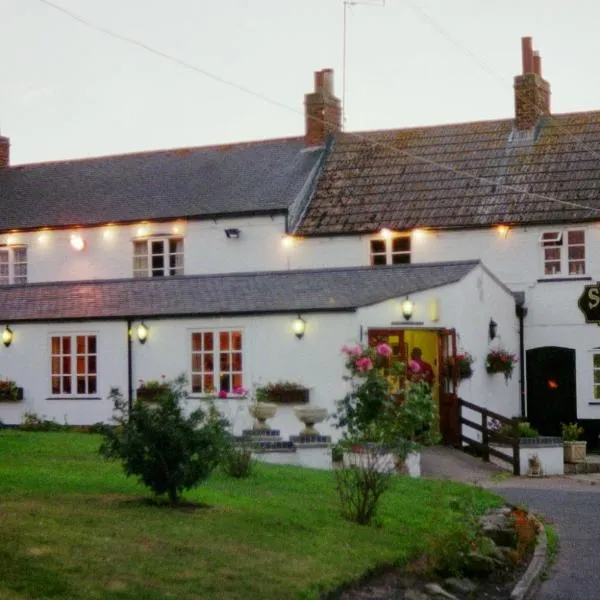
[485, 348, 518, 382]
[0, 380, 23, 402]
[444, 353, 474, 380]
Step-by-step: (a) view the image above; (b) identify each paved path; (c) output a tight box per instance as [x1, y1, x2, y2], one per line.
[422, 447, 600, 600]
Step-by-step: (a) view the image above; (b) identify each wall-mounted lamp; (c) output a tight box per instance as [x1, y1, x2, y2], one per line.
[137, 322, 149, 344]
[224, 228, 241, 239]
[292, 315, 306, 339]
[2, 325, 13, 347]
[401, 297, 414, 321]
[496, 225, 510, 239]
[380, 227, 394, 240]
[488, 318, 498, 341]
[70, 233, 85, 251]
[281, 235, 294, 249]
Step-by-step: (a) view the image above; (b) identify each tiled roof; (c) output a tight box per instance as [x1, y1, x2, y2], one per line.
[0, 261, 478, 321]
[0, 138, 322, 231]
[296, 112, 600, 235]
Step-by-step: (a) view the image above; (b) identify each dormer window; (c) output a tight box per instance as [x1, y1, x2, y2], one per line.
[539, 230, 585, 276]
[133, 237, 183, 277]
[369, 235, 411, 266]
[0, 246, 27, 285]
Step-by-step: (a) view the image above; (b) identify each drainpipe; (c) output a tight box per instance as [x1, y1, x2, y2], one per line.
[127, 318, 133, 412]
[516, 303, 528, 417]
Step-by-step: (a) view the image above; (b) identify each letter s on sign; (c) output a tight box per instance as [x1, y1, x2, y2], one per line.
[589, 287, 600, 309]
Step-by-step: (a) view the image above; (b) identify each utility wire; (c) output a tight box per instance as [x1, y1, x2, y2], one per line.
[32, 0, 600, 215]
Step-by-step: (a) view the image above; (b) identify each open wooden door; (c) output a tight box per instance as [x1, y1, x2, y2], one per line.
[438, 328, 460, 446]
[367, 329, 406, 399]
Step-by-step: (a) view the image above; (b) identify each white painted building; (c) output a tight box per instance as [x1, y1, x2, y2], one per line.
[1, 40, 599, 446]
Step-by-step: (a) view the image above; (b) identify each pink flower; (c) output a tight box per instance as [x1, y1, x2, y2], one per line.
[355, 357, 373, 372]
[341, 344, 363, 356]
[232, 386, 247, 395]
[408, 360, 421, 373]
[218, 390, 228, 399]
[376, 343, 392, 357]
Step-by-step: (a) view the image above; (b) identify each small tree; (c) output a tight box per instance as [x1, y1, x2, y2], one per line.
[100, 375, 228, 504]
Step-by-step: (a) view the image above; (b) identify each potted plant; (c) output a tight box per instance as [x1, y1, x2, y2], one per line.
[485, 347, 518, 381]
[293, 405, 328, 436]
[255, 381, 309, 404]
[0, 379, 23, 402]
[562, 422, 586, 464]
[136, 377, 169, 403]
[444, 352, 475, 380]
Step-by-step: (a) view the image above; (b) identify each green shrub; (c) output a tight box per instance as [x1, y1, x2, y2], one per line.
[100, 375, 228, 504]
[561, 422, 584, 441]
[221, 439, 254, 479]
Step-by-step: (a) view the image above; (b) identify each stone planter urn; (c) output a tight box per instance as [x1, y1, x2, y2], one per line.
[249, 402, 278, 430]
[563, 440, 587, 464]
[294, 406, 328, 436]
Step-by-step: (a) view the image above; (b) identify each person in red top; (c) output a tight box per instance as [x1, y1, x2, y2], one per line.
[408, 347, 435, 386]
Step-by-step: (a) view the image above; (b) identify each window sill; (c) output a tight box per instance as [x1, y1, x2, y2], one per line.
[188, 395, 246, 400]
[588, 402, 600, 406]
[46, 396, 102, 401]
[537, 276, 592, 283]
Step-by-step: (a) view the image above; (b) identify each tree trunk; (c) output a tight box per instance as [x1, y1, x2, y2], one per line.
[167, 485, 179, 505]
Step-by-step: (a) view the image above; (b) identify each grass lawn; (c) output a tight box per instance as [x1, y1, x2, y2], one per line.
[0, 431, 502, 600]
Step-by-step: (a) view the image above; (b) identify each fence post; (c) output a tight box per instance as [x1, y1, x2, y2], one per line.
[482, 408, 490, 462]
[512, 418, 520, 476]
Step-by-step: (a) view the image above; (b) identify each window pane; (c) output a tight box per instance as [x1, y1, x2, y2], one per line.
[594, 369, 600, 385]
[220, 331, 230, 351]
[63, 376, 71, 394]
[151, 241, 164, 254]
[595, 385, 600, 400]
[88, 355, 97, 374]
[203, 355, 213, 371]
[232, 353, 242, 371]
[51, 357, 60, 374]
[62, 337, 71, 354]
[88, 336, 96, 354]
[191, 354, 202, 371]
[191, 375, 202, 393]
[232, 331, 242, 350]
[133, 241, 147, 256]
[392, 237, 410, 252]
[77, 356, 85, 374]
[372, 255, 387, 266]
[232, 373, 243, 389]
[568, 246, 585, 260]
[191, 332, 201, 351]
[391, 253, 410, 264]
[370, 240, 385, 253]
[568, 230, 585, 244]
[76, 336, 86, 354]
[77, 377, 86, 394]
[51, 337, 60, 354]
[204, 333, 213, 351]
[88, 377, 97, 395]
[220, 354, 231, 371]
[594, 355, 600, 368]
[52, 376, 60, 394]
[203, 374, 214, 392]
[62, 356, 71, 373]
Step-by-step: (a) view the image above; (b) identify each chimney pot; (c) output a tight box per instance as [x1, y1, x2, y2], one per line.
[533, 50, 542, 76]
[521, 36, 534, 73]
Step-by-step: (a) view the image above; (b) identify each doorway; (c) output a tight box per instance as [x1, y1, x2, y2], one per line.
[526, 346, 577, 436]
[367, 328, 459, 445]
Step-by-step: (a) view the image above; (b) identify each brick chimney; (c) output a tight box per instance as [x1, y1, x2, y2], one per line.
[304, 68, 341, 147]
[0, 135, 9, 168]
[514, 36, 551, 130]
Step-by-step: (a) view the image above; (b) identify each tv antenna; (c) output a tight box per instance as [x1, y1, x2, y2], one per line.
[342, 0, 386, 129]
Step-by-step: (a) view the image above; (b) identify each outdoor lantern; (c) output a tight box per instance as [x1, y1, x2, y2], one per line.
[292, 315, 306, 339]
[2, 325, 13, 347]
[137, 322, 149, 344]
[401, 297, 414, 321]
[70, 233, 85, 251]
[489, 318, 498, 341]
[224, 228, 241, 239]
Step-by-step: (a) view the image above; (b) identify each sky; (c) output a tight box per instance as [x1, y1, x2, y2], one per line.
[1, 0, 600, 164]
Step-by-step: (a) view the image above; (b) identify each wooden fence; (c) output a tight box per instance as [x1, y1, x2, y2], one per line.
[459, 399, 520, 475]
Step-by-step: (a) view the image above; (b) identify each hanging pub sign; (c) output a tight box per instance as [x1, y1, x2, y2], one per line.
[578, 282, 600, 323]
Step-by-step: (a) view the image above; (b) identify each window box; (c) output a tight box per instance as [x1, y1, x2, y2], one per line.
[0, 385, 23, 402]
[264, 388, 310, 404]
[136, 385, 169, 403]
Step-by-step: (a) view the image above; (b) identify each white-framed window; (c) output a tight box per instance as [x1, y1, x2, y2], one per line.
[0, 246, 27, 285]
[539, 230, 586, 276]
[594, 353, 600, 400]
[50, 334, 97, 396]
[133, 237, 184, 277]
[369, 236, 411, 266]
[190, 330, 243, 395]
